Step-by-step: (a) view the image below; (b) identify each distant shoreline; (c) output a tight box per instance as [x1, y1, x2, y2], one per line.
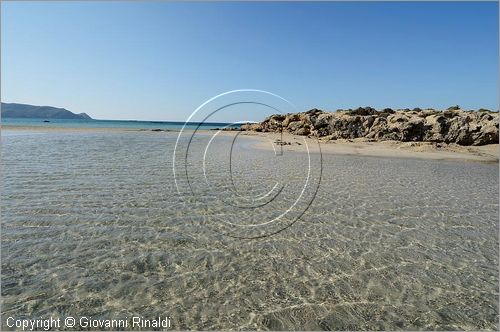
[3, 125, 498, 163]
[1, 118, 240, 131]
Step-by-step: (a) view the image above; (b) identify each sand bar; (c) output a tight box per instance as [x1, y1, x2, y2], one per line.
[3, 125, 498, 163]
[239, 131, 499, 163]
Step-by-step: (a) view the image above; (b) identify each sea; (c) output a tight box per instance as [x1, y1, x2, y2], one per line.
[1, 117, 238, 130]
[1, 118, 498, 330]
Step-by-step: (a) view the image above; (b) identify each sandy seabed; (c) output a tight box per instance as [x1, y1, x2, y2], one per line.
[1, 126, 498, 330]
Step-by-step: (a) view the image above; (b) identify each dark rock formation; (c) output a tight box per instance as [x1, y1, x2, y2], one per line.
[241, 107, 499, 146]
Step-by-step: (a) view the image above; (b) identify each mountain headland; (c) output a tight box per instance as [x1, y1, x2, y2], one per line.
[1, 103, 92, 120]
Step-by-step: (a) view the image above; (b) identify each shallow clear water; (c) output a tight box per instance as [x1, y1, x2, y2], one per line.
[1, 129, 498, 330]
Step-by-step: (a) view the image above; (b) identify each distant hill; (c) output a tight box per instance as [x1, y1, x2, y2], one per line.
[1, 103, 92, 120]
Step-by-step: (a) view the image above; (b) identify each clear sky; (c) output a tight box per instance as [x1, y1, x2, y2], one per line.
[1, 1, 498, 121]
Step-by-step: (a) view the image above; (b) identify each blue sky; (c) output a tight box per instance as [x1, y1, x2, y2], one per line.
[1, 1, 498, 121]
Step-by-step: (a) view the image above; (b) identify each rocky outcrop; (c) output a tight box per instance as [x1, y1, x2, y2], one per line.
[241, 107, 499, 146]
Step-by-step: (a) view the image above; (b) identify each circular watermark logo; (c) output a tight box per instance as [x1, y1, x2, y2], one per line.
[173, 90, 322, 239]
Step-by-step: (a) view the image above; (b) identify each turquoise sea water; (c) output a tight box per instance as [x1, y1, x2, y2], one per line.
[1, 117, 238, 130]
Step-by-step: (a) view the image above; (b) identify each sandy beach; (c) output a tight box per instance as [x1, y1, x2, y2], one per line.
[3, 125, 498, 163]
[2, 1, 499, 330]
[241, 131, 499, 163]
